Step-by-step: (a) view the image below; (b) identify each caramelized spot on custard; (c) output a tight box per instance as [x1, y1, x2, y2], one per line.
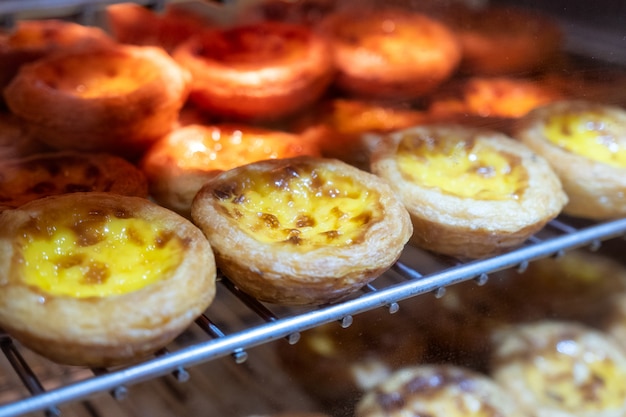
[396, 130, 528, 200]
[213, 161, 384, 249]
[81, 261, 110, 285]
[154, 230, 175, 248]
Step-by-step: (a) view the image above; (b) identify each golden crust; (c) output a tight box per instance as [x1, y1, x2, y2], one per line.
[0, 151, 148, 211]
[191, 156, 412, 306]
[3, 43, 190, 158]
[514, 100, 626, 219]
[172, 21, 334, 121]
[355, 364, 527, 417]
[320, 7, 461, 100]
[0, 192, 216, 367]
[140, 123, 320, 217]
[369, 124, 567, 259]
[490, 321, 626, 417]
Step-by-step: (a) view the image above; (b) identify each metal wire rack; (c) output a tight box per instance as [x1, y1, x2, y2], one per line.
[1, 215, 626, 417]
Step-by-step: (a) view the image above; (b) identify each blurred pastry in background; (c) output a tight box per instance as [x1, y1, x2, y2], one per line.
[0, 112, 49, 159]
[355, 364, 527, 417]
[490, 320, 626, 417]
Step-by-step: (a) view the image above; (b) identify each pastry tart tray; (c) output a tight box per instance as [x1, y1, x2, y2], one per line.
[3, 1, 626, 416]
[1, 216, 626, 417]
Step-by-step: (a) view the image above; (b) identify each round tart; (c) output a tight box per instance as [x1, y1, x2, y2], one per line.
[3, 43, 190, 158]
[172, 21, 334, 121]
[355, 364, 526, 417]
[514, 100, 626, 219]
[320, 7, 461, 100]
[0, 192, 216, 367]
[369, 124, 567, 259]
[443, 5, 563, 76]
[191, 156, 412, 305]
[0, 151, 148, 212]
[140, 123, 320, 216]
[490, 321, 626, 417]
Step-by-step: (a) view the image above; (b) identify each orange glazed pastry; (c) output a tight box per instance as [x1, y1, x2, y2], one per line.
[4, 43, 190, 158]
[514, 100, 626, 219]
[0, 192, 216, 367]
[173, 21, 334, 121]
[140, 123, 320, 216]
[370, 124, 567, 259]
[443, 5, 563, 76]
[0, 19, 112, 91]
[0, 151, 148, 212]
[320, 7, 461, 100]
[191, 156, 412, 306]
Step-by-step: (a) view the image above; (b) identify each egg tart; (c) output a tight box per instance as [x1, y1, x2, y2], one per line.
[0, 112, 49, 160]
[0, 151, 148, 212]
[369, 124, 567, 259]
[442, 5, 563, 76]
[191, 156, 412, 306]
[0, 192, 216, 367]
[320, 7, 461, 100]
[355, 364, 527, 417]
[173, 21, 334, 121]
[491, 321, 626, 417]
[140, 123, 320, 216]
[4, 43, 190, 158]
[514, 100, 626, 219]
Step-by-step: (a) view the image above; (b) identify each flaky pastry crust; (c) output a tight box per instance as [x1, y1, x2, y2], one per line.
[140, 123, 320, 217]
[173, 21, 334, 121]
[0, 151, 148, 211]
[370, 124, 567, 259]
[320, 7, 461, 100]
[191, 156, 412, 306]
[514, 100, 626, 219]
[491, 321, 626, 417]
[0, 192, 216, 367]
[4, 43, 190, 158]
[355, 364, 527, 417]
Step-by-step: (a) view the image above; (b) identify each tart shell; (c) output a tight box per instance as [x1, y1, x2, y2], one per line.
[0, 192, 216, 367]
[191, 156, 412, 306]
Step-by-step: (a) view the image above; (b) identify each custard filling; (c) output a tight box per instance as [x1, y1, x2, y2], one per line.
[543, 111, 626, 168]
[522, 349, 626, 411]
[40, 55, 157, 98]
[212, 163, 383, 248]
[16, 206, 185, 298]
[395, 132, 528, 200]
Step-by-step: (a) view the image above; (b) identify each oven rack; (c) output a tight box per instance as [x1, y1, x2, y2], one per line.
[0, 216, 626, 417]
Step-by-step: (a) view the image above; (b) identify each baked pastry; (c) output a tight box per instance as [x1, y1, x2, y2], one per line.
[0, 192, 216, 367]
[277, 307, 428, 407]
[369, 124, 567, 259]
[191, 156, 412, 305]
[514, 100, 626, 219]
[140, 123, 320, 216]
[293, 98, 429, 170]
[4, 43, 190, 158]
[0, 19, 112, 92]
[490, 321, 626, 417]
[442, 4, 563, 75]
[0, 151, 148, 212]
[236, 0, 336, 27]
[355, 364, 527, 417]
[172, 21, 334, 121]
[106, 2, 214, 53]
[320, 7, 461, 100]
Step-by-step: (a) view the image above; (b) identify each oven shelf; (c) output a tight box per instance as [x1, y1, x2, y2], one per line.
[1, 216, 626, 417]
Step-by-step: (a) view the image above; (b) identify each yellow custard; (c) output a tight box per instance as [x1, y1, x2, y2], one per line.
[522, 350, 626, 412]
[17, 206, 185, 298]
[213, 163, 383, 248]
[396, 132, 527, 200]
[543, 111, 626, 168]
